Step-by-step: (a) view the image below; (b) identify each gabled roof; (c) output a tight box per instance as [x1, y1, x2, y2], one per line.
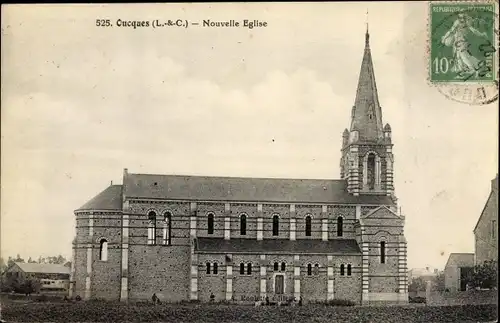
[362, 205, 401, 219]
[474, 175, 498, 232]
[123, 173, 394, 205]
[76, 185, 123, 212]
[445, 253, 474, 269]
[13, 262, 70, 275]
[195, 237, 362, 255]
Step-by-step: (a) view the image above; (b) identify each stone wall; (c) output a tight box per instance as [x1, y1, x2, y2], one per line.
[474, 186, 498, 265]
[193, 253, 363, 303]
[73, 199, 405, 304]
[91, 214, 122, 300]
[127, 201, 191, 302]
[426, 290, 498, 306]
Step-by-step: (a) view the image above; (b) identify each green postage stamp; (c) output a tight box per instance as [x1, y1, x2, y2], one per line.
[430, 2, 497, 83]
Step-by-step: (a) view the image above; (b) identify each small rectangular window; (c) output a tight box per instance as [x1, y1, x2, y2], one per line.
[208, 214, 214, 235]
[247, 263, 252, 275]
[272, 215, 279, 236]
[492, 220, 496, 239]
[380, 241, 386, 264]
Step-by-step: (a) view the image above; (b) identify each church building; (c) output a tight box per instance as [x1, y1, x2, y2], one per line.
[70, 30, 409, 305]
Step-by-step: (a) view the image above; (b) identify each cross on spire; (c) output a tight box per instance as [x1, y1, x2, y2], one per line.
[365, 9, 370, 46]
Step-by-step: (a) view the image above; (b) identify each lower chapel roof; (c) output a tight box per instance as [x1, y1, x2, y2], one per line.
[195, 237, 362, 255]
[75, 173, 395, 212]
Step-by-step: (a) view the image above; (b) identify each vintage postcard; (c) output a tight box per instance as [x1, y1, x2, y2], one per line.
[1, 2, 498, 323]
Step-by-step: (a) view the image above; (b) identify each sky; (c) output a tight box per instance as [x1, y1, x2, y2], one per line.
[1, 3, 498, 270]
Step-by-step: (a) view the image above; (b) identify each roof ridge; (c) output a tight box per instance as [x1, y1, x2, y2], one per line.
[128, 172, 345, 182]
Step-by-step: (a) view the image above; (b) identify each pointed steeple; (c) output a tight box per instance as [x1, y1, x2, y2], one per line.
[350, 28, 384, 142]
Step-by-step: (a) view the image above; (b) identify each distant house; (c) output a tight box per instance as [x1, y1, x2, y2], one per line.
[444, 253, 474, 292]
[473, 174, 498, 266]
[408, 267, 439, 284]
[408, 267, 440, 298]
[4, 262, 70, 292]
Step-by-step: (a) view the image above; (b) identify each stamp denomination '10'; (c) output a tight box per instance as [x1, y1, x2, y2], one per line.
[430, 3, 497, 83]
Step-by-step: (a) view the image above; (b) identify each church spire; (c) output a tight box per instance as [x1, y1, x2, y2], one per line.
[350, 25, 384, 142]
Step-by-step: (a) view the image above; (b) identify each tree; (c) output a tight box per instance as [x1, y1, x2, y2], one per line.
[1, 273, 21, 293]
[466, 260, 498, 289]
[19, 279, 41, 296]
[7, 254, 25, 267]
[431, 271, 445, 292]
[38, 255, 67, 265]
[408, 277, 427, 293]
[0, 257, 6, 274]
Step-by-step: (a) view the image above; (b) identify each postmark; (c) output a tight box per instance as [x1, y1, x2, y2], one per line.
[429, 2, 499, 105]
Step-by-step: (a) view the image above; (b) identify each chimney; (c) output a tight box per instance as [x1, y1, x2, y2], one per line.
[111, 180, 113, 185]
[492, 174, 498, 192]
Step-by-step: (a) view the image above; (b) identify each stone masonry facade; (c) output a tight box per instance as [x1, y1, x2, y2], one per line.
[70, 30, 408, 305]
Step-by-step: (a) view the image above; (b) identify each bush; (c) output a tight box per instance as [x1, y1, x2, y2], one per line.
[466, 260, 498, 289]
[0, 301, 498, 322]
[37, 294, 48, 302]
[409, 296, 426, 304]
[314, 299, 356, 306]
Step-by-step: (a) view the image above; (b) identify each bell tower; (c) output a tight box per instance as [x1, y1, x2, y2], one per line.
[340, 28, 394, 197]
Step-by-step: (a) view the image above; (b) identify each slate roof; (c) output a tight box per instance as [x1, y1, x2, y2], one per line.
[76, 185, 123, 212]
[473, 174, 498, 232]
[445, 253, 474, 268]
[13, 262, 70, 275]
[350, 30, 384, 142]
[195, 237, 362, 255]
[123, 173, 394, 205]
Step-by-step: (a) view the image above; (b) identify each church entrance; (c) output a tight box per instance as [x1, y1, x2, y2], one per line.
[275, 275, 284, 294]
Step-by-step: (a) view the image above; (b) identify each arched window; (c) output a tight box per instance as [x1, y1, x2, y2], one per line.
[307, 264, 312, 276]
[305, 215, 312, 237]
[281, 262, 286, 272]
[340, 264, 345, 276]
[247, 263, 252, 275]
[148, 211, 157, 245]
[206, 262, 211, 274]
[347, 264, 352, 276]
[163, 212, 172, 245]
[272, 215, 279, 236]
[380, 241, 386, 264]
[207, 213, 214, 235]
[274, 262, 279, 272]
[99, 239, 108, 261]
[367, 153, 376, 190]
[213, 263, 218, 275]
[314, 264, 319, 275]
[240, 263, 245, 275]
[337, 216, 343, 237]
[240, 214, 247, 236]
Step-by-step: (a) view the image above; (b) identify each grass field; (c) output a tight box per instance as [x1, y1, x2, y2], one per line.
[0, 300, 498, 323]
